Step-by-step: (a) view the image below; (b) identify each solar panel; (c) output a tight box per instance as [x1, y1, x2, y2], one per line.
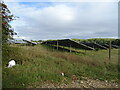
[42, 39, 94, 50]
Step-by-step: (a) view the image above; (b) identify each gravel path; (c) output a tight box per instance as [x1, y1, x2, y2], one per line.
[28, 77, 119, 88]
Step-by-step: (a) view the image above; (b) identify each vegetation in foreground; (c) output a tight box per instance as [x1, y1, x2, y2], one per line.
[1, 1, 119, 88]
[2, 44, 119, 88]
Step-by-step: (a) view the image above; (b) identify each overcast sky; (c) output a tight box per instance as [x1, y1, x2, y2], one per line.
[5, 1, 118, 40]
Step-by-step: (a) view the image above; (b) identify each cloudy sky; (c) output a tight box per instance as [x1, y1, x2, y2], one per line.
[5, 0, 118, 40]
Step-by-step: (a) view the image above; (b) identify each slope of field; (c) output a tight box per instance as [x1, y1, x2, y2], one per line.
[2, 44, 119, 88]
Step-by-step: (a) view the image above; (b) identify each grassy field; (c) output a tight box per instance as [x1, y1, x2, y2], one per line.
[2, 44, 119, 88]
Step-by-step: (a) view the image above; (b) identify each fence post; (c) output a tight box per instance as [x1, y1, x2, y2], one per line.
[109, 41, 111, 60]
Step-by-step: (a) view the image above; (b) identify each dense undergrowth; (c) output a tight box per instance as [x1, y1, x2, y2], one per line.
[2, 44, 119, 88]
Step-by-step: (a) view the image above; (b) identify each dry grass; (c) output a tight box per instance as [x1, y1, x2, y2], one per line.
[2, 44, 119, 88]
[51, 51, 102, 67]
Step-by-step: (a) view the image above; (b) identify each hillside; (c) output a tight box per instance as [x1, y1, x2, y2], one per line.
[2, 44, 119, 88]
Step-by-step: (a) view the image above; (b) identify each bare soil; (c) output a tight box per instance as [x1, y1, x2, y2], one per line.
[28, 77, 119, 88]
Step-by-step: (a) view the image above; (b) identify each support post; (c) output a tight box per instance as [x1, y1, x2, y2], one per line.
[53, 46, 54, 51]
[109, 41, 111, 60]
[62, 46, 64, 51]
[70, 44, 71, 53]
[57, 41, 58, 50]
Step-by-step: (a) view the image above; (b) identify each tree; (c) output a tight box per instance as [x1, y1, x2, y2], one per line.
[1, 1, 17, 44]
[1, 1, 18, 63]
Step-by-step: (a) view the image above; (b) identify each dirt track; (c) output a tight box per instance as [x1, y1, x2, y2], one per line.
[29, 77, 119, 88]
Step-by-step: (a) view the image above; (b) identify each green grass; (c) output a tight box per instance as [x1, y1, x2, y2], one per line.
[2, 44, 119, 88]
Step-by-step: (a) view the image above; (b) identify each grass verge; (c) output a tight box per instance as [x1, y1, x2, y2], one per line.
[2, 44, 119, 88]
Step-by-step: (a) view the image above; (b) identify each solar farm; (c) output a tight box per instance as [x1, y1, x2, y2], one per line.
[3, 38, 120, 88]
[41, 39, 120, 53]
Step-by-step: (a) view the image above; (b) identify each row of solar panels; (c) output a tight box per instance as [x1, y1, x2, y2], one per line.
[41, 39, 120, 50]
[22, 39, 37, 46]
[46, 44, 79, 53]
[10, 39, 37, 46]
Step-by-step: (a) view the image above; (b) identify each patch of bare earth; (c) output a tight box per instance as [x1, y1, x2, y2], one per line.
[28, 77, 118, 88]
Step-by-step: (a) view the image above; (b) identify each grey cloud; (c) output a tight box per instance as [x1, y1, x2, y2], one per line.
[7, 2, 118, 40]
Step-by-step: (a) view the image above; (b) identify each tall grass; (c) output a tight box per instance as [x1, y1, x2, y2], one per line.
[2, 44, 119, 88]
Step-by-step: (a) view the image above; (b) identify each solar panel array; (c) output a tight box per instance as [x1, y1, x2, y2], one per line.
[81, 42, 108, 50]
[42, 39, 120, 50]
[22, 39, 37, 46]
[42, 39, 94, 50]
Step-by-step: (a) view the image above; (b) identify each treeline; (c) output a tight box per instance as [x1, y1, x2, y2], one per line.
[72, 38, 120, 45]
